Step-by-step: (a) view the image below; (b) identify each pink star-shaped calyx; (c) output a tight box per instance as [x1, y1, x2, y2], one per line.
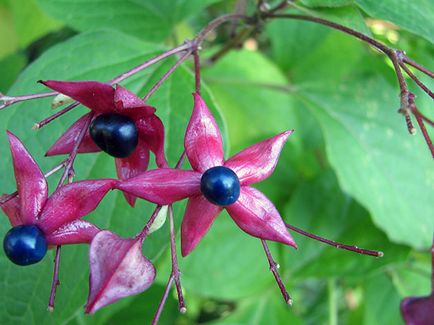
[1, 132, 116, 247]
[117, 93, 297, 256]
[86, 230, 155, 314]
[39, 80, 168, 206]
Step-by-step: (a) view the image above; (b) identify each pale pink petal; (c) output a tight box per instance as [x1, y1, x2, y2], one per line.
[113, 85, 156, 119]
[225, 131, 293, 185]
[0, 195, 22, 227]
[46, 113, 101, 156]
[116, 169, 201, 205]
[7, 132, 47, 224]
[38, 179, 117, 234]
[137, 114, 168, 168]
[86, 231, 155, 314]
[115, 138, 150, 207]
[181, 195, 222, 257]
[39, 80, 115, 113]
[46, 220, 100, 245]
[184, 93, 224, 172]
[226, 186, 296, 248]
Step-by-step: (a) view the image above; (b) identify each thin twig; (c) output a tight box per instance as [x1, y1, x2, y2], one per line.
[143, 50, 193, 102]
[110, 43, 192, 85]
[399, 62, 434, 100]
[47, 246, 62, 311]
[261, 240, 292, 305]
[402, 56, 434, 79]
[34, 102, 79, 129]
[193, 50, 201, 95]
[168, 205, 186, 312]
[151, 275, 174, 325]
[286, 223, 383, 257]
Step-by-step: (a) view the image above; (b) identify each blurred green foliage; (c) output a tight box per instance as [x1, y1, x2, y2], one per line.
[0, 0, 433, 324]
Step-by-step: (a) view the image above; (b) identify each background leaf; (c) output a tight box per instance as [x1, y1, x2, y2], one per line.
[36, 0, 222, 42]
[355, 0, 434, 44]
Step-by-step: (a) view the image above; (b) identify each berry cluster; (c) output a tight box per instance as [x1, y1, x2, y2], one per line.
[0, 74, 383, 321]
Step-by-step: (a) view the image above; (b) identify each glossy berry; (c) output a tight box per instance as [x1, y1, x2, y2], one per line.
[3, 225, 48, 266]
[201, 166, 240, 206]
[89, 113, 138, 158]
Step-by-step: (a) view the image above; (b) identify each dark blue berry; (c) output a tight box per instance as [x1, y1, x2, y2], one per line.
[3, 225, 48, 266]
[200, 166, 240, 206]
[89, 113, 138, 158]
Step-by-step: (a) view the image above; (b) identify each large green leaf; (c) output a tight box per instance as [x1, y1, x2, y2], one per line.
[0, 29, 226, 324]
[297, 75, 433, 249]
[355, 0, 434, 44]
[37, 0, 222, 42]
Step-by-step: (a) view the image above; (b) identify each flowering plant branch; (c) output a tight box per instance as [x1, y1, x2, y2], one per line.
[0, 1, 432, 324]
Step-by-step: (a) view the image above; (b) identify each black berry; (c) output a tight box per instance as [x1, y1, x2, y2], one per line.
[89, 113, 138, 158]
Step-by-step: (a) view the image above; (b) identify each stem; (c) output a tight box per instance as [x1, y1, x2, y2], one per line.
[286, 223, 383, 257]
[193, 50, 201, 95]
[205, 27, 254, 65]
[143, 50, 193, 102]
[402, 56, 434, 79]
[109, 43, 191, 85]
[34, 102, 79, 129]
[138, 205, 163, 240]
[399, 62, 434, 100]
[168, 205, 186, 312]
[47, 245, 62, 311]
[0, 91, 57, 110]
[267, 13, 433, 154]
[431, 240, 434, 292]
[56, 112, 94, 188]
[414, 113, 434, 157]
[261, 240, 292, 305]
[151, 275, 174, 325]
[195, 14, 249, 45]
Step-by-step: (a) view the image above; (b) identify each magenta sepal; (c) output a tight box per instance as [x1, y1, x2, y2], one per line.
[400, 242, 434, 325]
[7, 130, 48, 225]
[1, 132, 115, 246]
[41, 80, 168, 206]
[184, 93, 224, 172]
[119, 93, 296, 256]
[85, 231, 155, 314]
[400, 295, 434, 325]
[38, 179, 117, 234]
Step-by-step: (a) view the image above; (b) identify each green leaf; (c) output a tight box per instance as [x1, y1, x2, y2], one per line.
[363, 272, 404, 325]
[355, 0, 434, 44]
[37, 0, 222, 42]
[210, 293, 303, 325]
[8, 0, 62, 48]
[297, 74, 433, 249]
[0, 3, 18, 59]
[301, 0, 353, 7]
[0, 52, 26, 92]
[0, 29, 226, 324]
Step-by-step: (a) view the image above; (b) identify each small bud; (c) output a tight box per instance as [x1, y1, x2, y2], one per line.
[180, 306, 187, 314]
[149, 205, 168, 234]
[51, 94, 73, 109]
